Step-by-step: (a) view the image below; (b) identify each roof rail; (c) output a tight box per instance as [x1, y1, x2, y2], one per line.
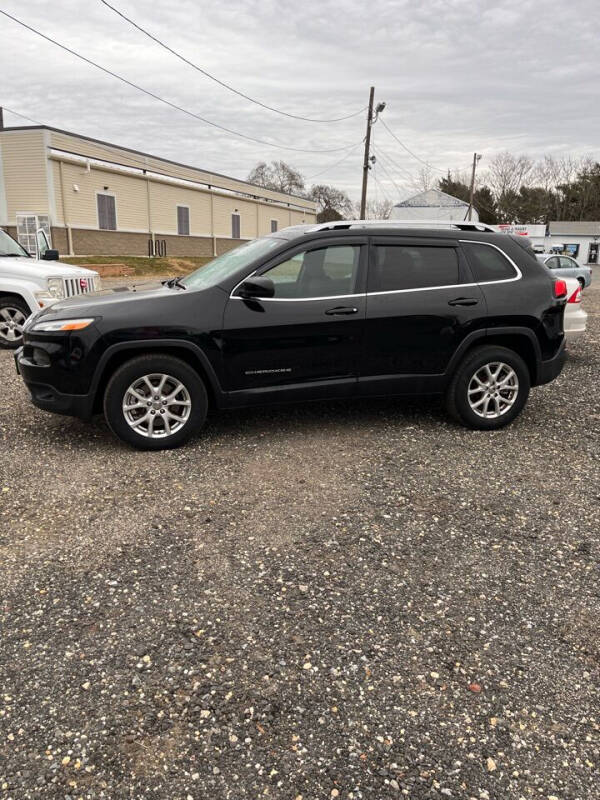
[306, 219, 497, 233]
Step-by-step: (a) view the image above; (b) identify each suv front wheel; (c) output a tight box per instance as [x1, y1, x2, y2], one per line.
[446, 345, 531, 430]
[104, 354, 208, 450]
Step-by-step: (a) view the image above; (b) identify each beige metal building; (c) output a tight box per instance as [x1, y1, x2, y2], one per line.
[0, 122, 317, 257]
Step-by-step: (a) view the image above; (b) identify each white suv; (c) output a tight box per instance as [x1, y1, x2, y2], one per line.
[0, 227, 100, 348]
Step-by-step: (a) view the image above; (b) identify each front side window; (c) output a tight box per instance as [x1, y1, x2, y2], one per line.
[97, 194, 117, 231]
[264, 245, 361, 299]
[463, 242, 517, 282]
[369, 245, 459, 292]
[177, 205, 190, 236]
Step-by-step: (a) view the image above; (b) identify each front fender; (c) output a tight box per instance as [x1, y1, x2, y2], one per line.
[0, 277, 46, 314]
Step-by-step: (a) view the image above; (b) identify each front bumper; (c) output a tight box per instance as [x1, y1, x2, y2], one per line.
[15, 347, 95, 419]
[535, 338, 567, 386]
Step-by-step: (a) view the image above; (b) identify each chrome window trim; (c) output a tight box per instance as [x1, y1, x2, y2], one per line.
[229, 239, 522, 301]
[229, 242, 363, 301]
[230, 290, 364, 302]
[459, 239, 522, 284]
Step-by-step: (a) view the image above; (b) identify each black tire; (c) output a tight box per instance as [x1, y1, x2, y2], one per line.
[445, 345, 530, 430]
[0, 295, 30, 349]
[103, 354, 208, 450]
[578, 277, 585, 289]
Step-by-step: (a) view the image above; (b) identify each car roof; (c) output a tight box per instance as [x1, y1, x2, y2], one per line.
[536, 253, 576, 261]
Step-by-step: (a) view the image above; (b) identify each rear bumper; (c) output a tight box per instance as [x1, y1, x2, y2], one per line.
[564, 307, 587, 339]
[15, 348, 94, 419]
[535, 339, 566, 386]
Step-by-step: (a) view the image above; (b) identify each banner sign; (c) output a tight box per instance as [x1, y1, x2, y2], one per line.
[497, 224, 546, 238]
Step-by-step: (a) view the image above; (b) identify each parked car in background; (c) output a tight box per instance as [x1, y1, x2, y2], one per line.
[537, 253, 592, 288]
[563, 276, 587, 341]
[15, 220, 569, 449]
[0, 228, 100, 348]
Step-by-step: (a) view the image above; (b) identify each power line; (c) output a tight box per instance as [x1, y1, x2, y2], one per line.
[99, 0, 366, 125]
[1, 104, 358, 206]
[371, 172, 392, 203]
[372, 151, 411, 197]
[304, 143, 362, 182]
[380, 118, 446, 174]
[1, 106, 41, 127]
[374, 144, 420, 185]
[0, 105, 314, 203]
[0, 9, 360, 155]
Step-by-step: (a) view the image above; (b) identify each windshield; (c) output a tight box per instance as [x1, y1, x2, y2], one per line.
[181, 237, 283, 290]
[0, 229, 29, 257]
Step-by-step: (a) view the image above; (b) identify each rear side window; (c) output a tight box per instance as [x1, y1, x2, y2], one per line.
[463, 242, 517, 282]
[369, 245, 459, 292]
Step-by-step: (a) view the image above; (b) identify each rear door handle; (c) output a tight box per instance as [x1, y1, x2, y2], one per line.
[325, 306, 359, 315]
[448, 297, 479, 307]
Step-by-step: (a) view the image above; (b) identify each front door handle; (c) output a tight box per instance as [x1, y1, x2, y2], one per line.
[448, 297, 479, 307]
[325, 306, 359, 315]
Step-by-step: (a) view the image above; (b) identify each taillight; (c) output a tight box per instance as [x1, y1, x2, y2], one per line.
[554, 278, 568, 298]
[568, 286, 582, 304]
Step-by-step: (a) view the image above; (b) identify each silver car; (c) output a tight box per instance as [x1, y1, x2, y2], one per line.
[536, 254, 592, 288]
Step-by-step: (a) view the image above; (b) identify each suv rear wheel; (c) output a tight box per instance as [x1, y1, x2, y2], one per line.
[103, 354, 208, 450]
[0, 296, 30, 349]
[446, 345, 530, 430]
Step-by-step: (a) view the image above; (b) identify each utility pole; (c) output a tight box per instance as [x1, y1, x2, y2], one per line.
[467, 152, 482, 220]
[359, 87, 375, 220]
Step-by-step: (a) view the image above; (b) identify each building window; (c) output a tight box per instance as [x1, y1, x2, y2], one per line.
[232, 213, 241, 239]
[270, 219, 278, 233]
[97, 193, 117, 231]
[177, 205, 190, 236]
[16, 213, 50, 255]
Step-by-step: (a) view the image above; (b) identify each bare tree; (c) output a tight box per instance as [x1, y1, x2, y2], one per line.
[415, 166, 434, 192]
[308, 184, 354, 222]
[485, 152, 534, 197]
[247, 160, 305, 195]
[355, 198, 393, 219]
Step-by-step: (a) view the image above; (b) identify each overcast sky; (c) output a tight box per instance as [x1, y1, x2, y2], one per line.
[1, 0, 599, 202]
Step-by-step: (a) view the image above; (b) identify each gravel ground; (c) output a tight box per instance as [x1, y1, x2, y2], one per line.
[0, 283, 599, 799]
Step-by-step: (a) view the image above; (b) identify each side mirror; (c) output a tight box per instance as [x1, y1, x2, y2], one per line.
[237, 276, 275, 299]
[42, 249, 60, 261]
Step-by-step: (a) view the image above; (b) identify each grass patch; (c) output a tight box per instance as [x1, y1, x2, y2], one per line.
[59, 255, 212, 277]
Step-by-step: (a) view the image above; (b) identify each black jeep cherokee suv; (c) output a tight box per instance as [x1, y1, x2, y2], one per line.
[15, 221, 567, 450]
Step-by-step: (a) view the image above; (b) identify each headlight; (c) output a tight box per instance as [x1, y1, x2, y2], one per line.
[32, 318, 95, 332]
[47, 278, 65, 299]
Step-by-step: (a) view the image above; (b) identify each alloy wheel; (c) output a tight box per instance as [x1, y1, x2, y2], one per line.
[0, 306, 27, 344]
[467, 362, 519, 419]
[122, 373, 192, 438]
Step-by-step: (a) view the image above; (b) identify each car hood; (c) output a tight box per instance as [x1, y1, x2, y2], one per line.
[36, 280, 179, 316]
[0, 255, 98, 278]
